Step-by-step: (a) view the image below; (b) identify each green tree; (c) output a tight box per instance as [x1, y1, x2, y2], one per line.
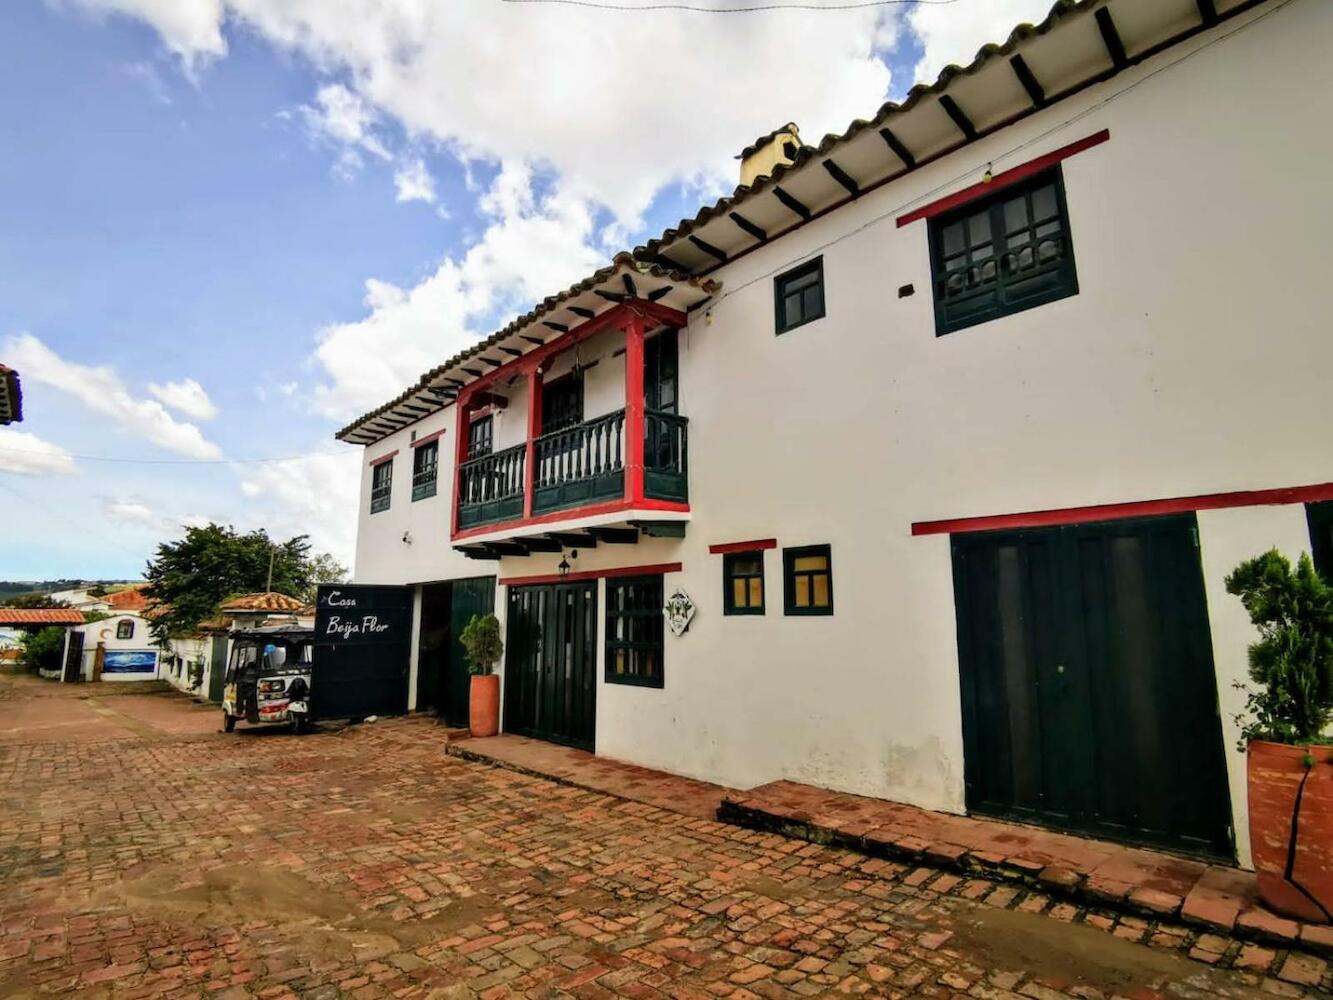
[20, 627, 67, 671]
[304, 552, 349, 602]
[3, 593, 73, 609]
[459, 614, 503, 676]
[143, 523, 313, 642]
[1225, 549, 1333, 748]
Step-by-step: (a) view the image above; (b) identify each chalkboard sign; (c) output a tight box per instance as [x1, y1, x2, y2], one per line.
[312, 584, 413, 721]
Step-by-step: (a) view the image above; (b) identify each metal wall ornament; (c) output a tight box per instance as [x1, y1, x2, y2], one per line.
[664, 587, 696, 637]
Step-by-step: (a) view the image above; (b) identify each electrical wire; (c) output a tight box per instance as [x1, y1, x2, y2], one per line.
[0, 447, 322, 466]
[499, 0, 956, 10]
[699, 0, 1294, 314]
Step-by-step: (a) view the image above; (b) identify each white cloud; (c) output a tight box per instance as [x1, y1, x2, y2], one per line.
[102, 498, 211, 535]
[301, 83, 390, 161]
[908, 1, 1056, 84]
[311, 164, 602, 419]
[0, 428, 76, 476]
[233, 451, 361, 565]
[148, 377, 218, 420]
[393, 156, 436, 204]
[3, 333, 223, 460]
[57, 0, 899, 223]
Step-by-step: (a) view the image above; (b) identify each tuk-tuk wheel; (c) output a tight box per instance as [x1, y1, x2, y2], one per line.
[223, 713, 237, 733]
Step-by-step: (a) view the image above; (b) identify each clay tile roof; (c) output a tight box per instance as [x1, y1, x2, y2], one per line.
[737, 123, 800, 161]
[105, 586, 151, 611]
[217, 592, 308, 613]
[0, 608, 85, 626]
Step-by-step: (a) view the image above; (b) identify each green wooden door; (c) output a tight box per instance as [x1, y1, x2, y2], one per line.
[504, 582, 597, 750]
[951, 514, 1233, 859]
[444, 576, 496, 728]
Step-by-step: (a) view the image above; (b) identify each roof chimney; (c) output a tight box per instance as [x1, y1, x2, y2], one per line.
[737, 123, 801, 187]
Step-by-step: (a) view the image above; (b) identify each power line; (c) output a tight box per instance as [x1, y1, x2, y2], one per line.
[499, 0, 957, 10]
[0, 447, 326, 466]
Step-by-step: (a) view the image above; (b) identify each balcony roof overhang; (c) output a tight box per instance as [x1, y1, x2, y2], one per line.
[453, 506, 690, 560]
[336, 254, 718, 447]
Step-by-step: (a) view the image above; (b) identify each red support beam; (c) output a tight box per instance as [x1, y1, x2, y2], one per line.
[524, 369, 542, 519]
[911, 481, 1333, 536]
[896, 129, 1110, 228]
[708, 538, 778, 555]
[624, 312, 646, 504]
[451, 402, 470, 536]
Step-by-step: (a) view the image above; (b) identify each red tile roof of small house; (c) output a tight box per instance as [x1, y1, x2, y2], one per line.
[0, 609, 85, 626]
[105, 586, 151, 611]
[217, 592, 308, 613]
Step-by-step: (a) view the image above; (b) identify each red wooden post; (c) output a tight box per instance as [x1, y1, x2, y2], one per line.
[624, 312, 646, 504]
[524, 368, 542, 518]
[451, 394, 471, 537]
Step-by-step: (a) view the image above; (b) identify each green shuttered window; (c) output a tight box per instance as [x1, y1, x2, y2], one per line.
[774, 257, 825, 334]
[929, 168, 1078, 335]
[412, 440, 438, 502]
[605, 575, 665, 688]
[370, 459, 392, 514]
[783, 544, 833, 616]
[723, 551, 765, 615]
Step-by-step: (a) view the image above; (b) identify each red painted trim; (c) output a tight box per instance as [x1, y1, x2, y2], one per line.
[451, 404, 468, 535]
[708, 538, 778, 555]
[469, 405, 494, 421]
[451, 498, 691, 542]
[500, 562, 683, 587]
[896, 129, 1110, 228]
[911, 482, 1333, 537]
[624, 312, 646, 504]
[411, 429, 444, 448]
[369, 450, 398, 467]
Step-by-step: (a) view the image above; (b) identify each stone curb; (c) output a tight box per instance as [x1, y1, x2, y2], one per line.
[715, 797, 1333, 966]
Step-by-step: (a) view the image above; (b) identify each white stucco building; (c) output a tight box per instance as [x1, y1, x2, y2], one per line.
[62, 612, 159, 682]
[334, 0, 1333, 869]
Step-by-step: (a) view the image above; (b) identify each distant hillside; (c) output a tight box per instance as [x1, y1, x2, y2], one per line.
[0, 580, 136, 600]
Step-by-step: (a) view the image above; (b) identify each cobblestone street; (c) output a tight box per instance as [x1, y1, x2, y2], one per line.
[0, 672, 1324, 999]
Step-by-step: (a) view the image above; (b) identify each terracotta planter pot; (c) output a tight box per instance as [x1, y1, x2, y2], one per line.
[1247, 739, 1333, 924]
[468, 674, 500, 738]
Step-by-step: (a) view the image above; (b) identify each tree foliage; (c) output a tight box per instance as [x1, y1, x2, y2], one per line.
[1225, 549, 1333, 748]
[20, 627, 66, 671]
[459, 614, 503, 676]
[304, 552, 349, 602]
[143, 524, 313, 642]
[3, 593, 73, 609]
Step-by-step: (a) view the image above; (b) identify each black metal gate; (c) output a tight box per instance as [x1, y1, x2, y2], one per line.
[62, 631, 84, 683]
[504, 582, 597, 750]
[312, 584, 413, 721]
[951, 514, 1233, 859]
[207, 635, 227, 702]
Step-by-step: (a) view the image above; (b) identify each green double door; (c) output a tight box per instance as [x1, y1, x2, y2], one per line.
[951, 514, 1233, 859]
[504, 582, 598, 750]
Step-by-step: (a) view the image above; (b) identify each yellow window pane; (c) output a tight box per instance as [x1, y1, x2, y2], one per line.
[733, 578, 748, 607]
[794, 577, 810, 607]
[794, 555, 828, 573]
[616, 650, 626, 675]
[812, 575, 830, 607]
[748, 578, 763, 606]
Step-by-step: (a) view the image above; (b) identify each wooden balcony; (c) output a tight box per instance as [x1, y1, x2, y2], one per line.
[458, 408, 688, 531]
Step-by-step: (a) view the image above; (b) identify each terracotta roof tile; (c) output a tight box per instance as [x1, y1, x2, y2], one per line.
[105, 586, 151, 611]
[217, 592, 308, 612]
[0, 609, 85, 626]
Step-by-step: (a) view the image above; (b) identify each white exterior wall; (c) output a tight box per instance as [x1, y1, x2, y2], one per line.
[348, 1, 1330, 867]
[161, 636, 211, 697]
[65, 613, 160, 682]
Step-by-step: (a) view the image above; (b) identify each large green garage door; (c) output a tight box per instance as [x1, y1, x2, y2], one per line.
[951, 514, 1233, 859]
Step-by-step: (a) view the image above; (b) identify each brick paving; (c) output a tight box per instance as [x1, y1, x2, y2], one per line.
[0, 673, 1328, 999]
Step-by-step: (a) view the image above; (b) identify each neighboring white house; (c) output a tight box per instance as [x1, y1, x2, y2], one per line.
[62, 612, 159, 682]
[334, 0, 1333, 871]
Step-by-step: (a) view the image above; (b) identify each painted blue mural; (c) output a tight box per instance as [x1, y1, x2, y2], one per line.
[103, 650, 157, 674]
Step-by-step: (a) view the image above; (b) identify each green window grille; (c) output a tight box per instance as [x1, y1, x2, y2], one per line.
[412, 440, 438, 502]
[605, 574, 665, 688]
[370, 459, 392, 514]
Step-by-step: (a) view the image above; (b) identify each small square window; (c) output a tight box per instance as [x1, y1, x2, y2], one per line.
[116, 619, 134, 640]
[412, 439, 438, 502]
[723, 551, 766, 615]
[784, 544, 833, 616]
[774, 257, 825, 334]
[370, 459, 392, 514]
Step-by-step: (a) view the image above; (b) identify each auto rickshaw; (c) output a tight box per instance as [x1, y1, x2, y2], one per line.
[222, 626, 314, 734]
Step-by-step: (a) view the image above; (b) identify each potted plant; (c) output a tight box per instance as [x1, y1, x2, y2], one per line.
[459, 613, 503, 738]
[1226, 550, 1332, 923]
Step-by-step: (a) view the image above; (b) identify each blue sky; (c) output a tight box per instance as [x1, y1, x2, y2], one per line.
[0, 0, 1048, 581]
